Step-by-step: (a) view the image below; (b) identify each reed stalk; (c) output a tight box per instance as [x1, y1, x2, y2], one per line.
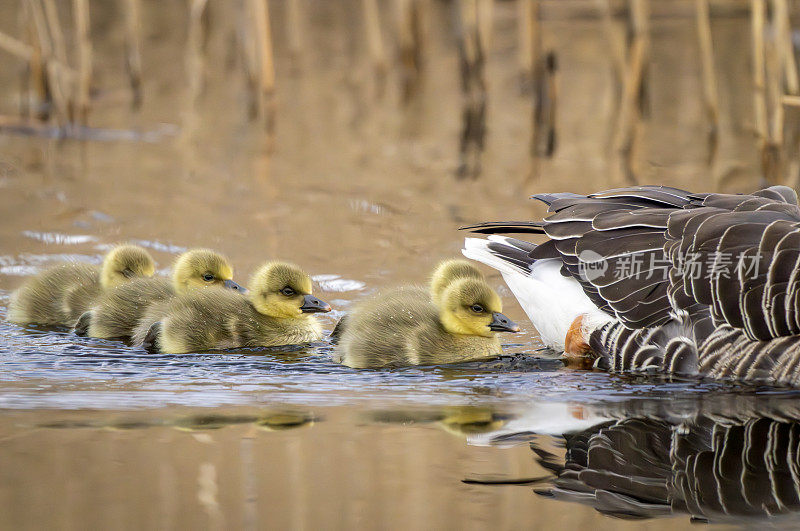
[287, 0, 304, 71]
[597, 0, 625, 87]
[612, 0, 649, 181]
[456, 0, 487, 178]
[695, 0, 719, 162]
[28, 0, 69, 127]
[396, 0, 424, 102]
[0, 30, 36, 62]
[187, 0, 208, 101]
[42, 0, 66, 65]
[517, 0, 539, 91]
[783, 95, 800, 107]
[236, 0, 259, 118]
[772, 0, 799, 95]
[23, 3, 48, 120]
[250, 0, 276, 131]
[363, 0, 387, 91]
[123, 0, 143, 109]
[73, 0, 92, 125]
[477, 0, 493, 55]
[751, 0, 768, 148]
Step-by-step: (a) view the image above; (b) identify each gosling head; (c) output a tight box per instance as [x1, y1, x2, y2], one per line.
[438, 278, 520, 337]
[172, 249, 245, 294]
[100, 244, 156, 289]
[430, 259, 485, 306]
[248, 262, 331, 319]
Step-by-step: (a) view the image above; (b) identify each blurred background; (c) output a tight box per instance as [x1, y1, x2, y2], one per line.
[1, 0, 798, 287]
[1, 1, 799, 529]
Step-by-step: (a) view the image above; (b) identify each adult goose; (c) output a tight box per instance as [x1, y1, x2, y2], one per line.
[462, 184, 800, 386]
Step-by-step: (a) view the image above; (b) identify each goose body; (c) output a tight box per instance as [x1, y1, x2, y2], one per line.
[7, 244, 155, 327]
[75, 249, 243, 339]
[334, 261, 519, 368]
[135, 261, 330, 353]
[463, 184, 800, 385]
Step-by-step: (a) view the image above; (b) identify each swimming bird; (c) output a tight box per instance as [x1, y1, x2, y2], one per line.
[74, 248, 244, 339]
[134, 261, 330, 353]
[7, 244, 156, 327]
[333, 261, 520, 368]
[463, 184, 800, 386]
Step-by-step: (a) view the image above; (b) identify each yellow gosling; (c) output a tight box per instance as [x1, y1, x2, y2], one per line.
[75, 248, 243, 339]
[134, 261, 330, 353]
[334, 261, 519, 368]
[7, 244, 155, 327]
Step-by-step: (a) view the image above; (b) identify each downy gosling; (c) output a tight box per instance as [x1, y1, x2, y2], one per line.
[334, 260, 520, 368]
[133, 261, 331, 353]
[7, 244, 155, 327]
[75, 248, 244, 339]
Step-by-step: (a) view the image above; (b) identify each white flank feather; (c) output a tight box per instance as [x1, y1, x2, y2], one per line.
[463, 237, 612, 351]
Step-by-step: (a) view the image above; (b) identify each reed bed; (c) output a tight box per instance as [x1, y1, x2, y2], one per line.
[0, 0, 797, 185]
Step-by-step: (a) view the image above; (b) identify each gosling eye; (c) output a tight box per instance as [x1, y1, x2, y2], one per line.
[202, 273, 215, 282]
[470, 304, 485, 313]
[280, 286, 296, 296]
[121, 268, 134, 278]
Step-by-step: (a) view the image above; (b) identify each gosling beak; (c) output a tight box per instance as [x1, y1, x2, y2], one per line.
[300, 294, 332, 313]
[223, 279, 247, 294]
[489, 312, 520, 333]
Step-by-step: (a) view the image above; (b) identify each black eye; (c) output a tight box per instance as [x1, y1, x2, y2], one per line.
[281, 287, 296, 296]
[470, 304, 485, 313]
[202, 273, 214, 282]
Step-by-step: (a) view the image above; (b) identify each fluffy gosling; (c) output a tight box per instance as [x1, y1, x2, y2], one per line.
[134, 261, 331, 353]
[7, 244, 155, 327]
[75, 249, 243, 339]
[334, 261, 519, 368]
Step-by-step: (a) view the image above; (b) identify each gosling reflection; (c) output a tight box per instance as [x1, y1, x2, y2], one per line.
[36, 411, 316, 433]
[367, 406, 512, 437]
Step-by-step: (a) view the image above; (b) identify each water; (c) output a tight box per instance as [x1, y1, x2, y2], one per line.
[0, 0, 795, 528]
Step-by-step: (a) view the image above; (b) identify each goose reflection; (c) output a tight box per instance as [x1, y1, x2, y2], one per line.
[471, 395, 800, 525]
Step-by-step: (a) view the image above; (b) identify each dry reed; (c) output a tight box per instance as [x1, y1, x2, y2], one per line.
[517, 0, 540, 92]
[73, 0, 92, 125]
[695, 0, 719, 163]
[456, 0, 487, 179]
[363, 0, 388, 93]
[28, 0, 70, 127]
[250, 0, 276, 132]
[286, 0, 304, 71]
[612, 0, 650, 182]
[395, 0, 424, 102]
[123, 0, 143, 109]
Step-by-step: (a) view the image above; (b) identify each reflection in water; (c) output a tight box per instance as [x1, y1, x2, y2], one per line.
[368, 405, 511, 436]
[36, 410, 315, 432]
[473, 394, 800, 525]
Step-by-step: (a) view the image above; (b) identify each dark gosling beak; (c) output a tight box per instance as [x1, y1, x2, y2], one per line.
[300, 294, 332, 313]
[489, 312, 520, 333]
[224, 279, 247, 294]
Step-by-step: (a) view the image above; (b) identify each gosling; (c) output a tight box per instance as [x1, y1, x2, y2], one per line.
[330, 259, 485, 342]
[75, 249, 244, 339]
[334, 262, 520, 368]
[7, 244, 155, 327]
[133, 261, 331, 353]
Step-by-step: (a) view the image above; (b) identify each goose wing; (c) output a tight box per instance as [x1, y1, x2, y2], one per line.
[664, 186, 800, 341]
[464, 185, 800, 338]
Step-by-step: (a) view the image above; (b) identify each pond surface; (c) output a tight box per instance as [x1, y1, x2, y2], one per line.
[0, 0, 794, 528]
